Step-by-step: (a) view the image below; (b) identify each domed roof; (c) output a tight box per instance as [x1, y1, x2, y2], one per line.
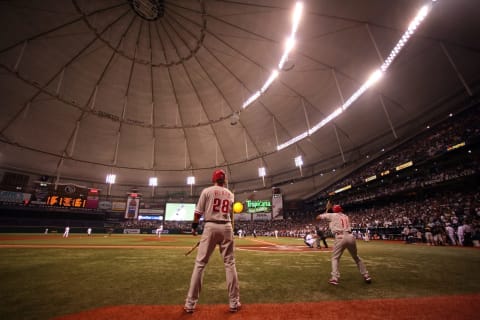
[0, 0, 478, 200]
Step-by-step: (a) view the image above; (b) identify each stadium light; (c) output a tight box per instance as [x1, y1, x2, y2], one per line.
[106, 174, 116, 184]
[187, 176, 195, 185]
[258, 167, 266, 177]
[242, 1, 304, 109]
[276, 1, 436, 151]
[294, 155, 303, 167]
[149, 177, 158, 187]
[258, 167, 266, 187]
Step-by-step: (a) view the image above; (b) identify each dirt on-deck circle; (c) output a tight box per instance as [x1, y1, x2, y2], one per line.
[53, 294, 480, 320]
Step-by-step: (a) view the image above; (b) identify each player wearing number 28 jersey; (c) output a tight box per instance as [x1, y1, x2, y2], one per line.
[184, 169, 241, 313]
[316, 203, 371, 285]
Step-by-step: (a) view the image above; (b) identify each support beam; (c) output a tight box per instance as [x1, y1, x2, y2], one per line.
[22, 102, 31, 119]
[273, 117, 279, 147]
[332, 69, 345, 103]
[440, 42, 473, 97]
[244, 129, 249, 160]
[13, 41, 27, 72]
[379, 96, 398, 139]
[151, 136, 156, 169]
[69, 121, 80, 157]
[301, 99, 310, 132]
[365, 24, 384, 63]
[56, 68, 65, 96]
[90, 86, 98, 110]
[113, 131, 121, 165]
[333, 125, 346, 163]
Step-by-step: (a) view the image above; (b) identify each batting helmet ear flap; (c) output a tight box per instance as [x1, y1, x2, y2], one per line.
[212, 169, 226, 183]
[333, 205, 343, 213]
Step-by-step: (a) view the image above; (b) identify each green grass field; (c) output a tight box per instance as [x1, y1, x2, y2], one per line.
[0, 234, 479, 320]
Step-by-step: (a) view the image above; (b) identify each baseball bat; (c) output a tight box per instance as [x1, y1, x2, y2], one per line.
[185, 241, 200, 256]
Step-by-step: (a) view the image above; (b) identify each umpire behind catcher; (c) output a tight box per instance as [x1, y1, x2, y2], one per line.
[316, 201, 372, 286]
[184, 169, 241, 314]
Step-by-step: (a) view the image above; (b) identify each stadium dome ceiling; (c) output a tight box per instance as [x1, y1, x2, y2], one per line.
[0, 0, 479, 200]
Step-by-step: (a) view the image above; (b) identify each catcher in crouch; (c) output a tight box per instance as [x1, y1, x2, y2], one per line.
[316, 201, 372, 286]
[184, 169, 241, 313]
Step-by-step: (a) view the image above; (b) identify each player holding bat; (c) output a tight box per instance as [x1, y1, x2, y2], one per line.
[316, 201, 372, 286]
[184, 169, 241, 314]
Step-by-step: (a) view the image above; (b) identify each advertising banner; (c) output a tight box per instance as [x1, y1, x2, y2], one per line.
[0, 190, 31, 204]
[234, 212, 251, 221]
[245, 199, 271, 213]
[125, 196, 140, 219]
[252, 212, 271, 221]
[98, 201, 113, 210]
[272, 193, 283, 220]
[112, 201, 126, 211]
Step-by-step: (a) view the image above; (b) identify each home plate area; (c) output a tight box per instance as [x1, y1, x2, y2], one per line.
[238, 245, 331, 252]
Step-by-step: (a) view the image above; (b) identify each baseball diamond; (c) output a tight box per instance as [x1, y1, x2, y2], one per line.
[1, 0, 479, 319]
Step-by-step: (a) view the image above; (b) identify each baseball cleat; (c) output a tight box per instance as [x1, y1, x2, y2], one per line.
[229, 302, 242, 313]
[364, 275, 372, 284]
[184, 304, 195, 313]
[328, 278, 339, 285]
[184, 307, 195, 313]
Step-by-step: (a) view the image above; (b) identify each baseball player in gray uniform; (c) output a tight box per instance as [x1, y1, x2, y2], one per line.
[316, 202, 372, 285]
[184, 169, 241, 313]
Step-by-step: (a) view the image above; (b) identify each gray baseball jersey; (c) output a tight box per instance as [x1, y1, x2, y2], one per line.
[317, 212, 352, 234]
[195, 185, 234, 222]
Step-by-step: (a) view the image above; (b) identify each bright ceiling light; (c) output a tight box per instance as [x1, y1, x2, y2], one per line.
[149, 177, 158, 187]
[294, 155, 303, 167]
[367, 69, 383, 85]
[285, 36, 295, 54]
[277, 131, 309, 150]
[258, 167, 266, 177]
[242, 2, 304, 110]
[278, 52, 289, 70]
[242, 91, 261, 109]
[291, 2, 304, 35]
[187, 176, 195, 185]
[309, 107, 343, 135]
[277, 2, 436, 150]
[106, 174, 116, 184]
[261, 70, 279, 93]
[381, 3, 433, 71]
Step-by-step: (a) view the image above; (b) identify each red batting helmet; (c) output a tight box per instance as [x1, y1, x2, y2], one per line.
[211, 169, 226, 184]
[333, 205, 343, 213]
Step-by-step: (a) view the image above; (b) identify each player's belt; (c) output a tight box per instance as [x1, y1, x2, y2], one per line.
[205, 220, 231, 224]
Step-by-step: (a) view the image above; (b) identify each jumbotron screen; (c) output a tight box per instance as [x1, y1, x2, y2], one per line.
[164, 203, 196, 221]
